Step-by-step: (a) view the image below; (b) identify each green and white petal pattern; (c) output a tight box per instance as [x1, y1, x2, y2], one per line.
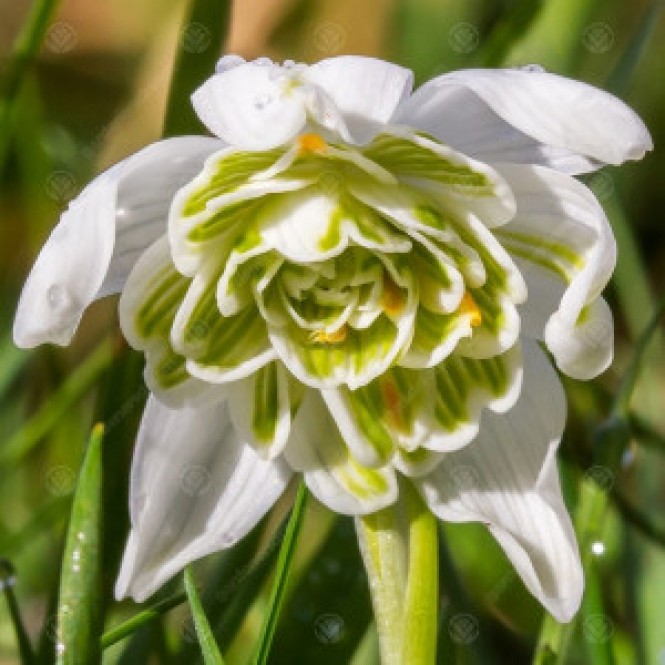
[323, 344, 522, 474]
[227, 361, 300, 459]
[118, 237, 217, 407]
[284, 391, 399, 515]
[417, 340, 583, 622]
[495, 164, 616, 378]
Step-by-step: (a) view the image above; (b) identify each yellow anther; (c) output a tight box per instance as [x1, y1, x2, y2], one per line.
[380, 272, 406, 316]
[298, 133, 327, 155]
[459, 292, 482, 327]
[309, 325, 348, 345]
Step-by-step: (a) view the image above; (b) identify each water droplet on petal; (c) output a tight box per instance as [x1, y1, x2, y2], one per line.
[521, 63, 545, 73]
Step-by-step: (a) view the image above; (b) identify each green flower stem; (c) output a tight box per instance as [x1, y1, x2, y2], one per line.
[0, 0, 61, 168]
[534, 294, 665, 664]
[252, 482, 309, 665]
[358, 480, 438, 665]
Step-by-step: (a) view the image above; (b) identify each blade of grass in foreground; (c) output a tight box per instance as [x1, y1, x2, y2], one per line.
[1, 560, 35, 665]
[184, 567, 225, 665]
[252, 482, 309, 665]
[56, 424, 104, 664]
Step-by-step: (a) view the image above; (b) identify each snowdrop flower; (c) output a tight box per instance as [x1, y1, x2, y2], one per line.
[15, 56, 651, 636]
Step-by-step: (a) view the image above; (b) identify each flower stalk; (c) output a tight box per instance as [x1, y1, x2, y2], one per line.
[357, 480, 438, 665]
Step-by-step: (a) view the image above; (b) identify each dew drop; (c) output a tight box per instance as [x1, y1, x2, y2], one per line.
[56, 643, 66, 656]
[591, 541, 605, 556]
[521, 63, 545, 73]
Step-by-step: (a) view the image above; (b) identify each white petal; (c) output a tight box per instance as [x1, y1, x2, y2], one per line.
[13, 137, 222, 348]
[192, 62, 308, 149]
[494, 164, 616, 379]
[284, 391, 398, 515]
[417, 340, 583, 622]
[306, 56, 413, 144]
[115, 396, 291, 602]
[400, 68, 652, 174]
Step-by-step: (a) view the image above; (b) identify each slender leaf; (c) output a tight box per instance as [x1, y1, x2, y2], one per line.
[184, 567, 225, 665]
[55, 424, 104, 664]
[253, 482, 309, 665]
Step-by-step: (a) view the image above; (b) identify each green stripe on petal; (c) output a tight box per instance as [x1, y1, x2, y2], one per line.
[227, 362, 295, 459]
[424, 344, 523, 452]
[181, 148, 284, 216]
[119, 238, 214, 406]
[401, 306, 473, 368]
[284, 391, 398, 515]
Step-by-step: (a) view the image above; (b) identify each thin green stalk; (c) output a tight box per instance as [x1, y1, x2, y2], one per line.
[102, 592, 187, 648]
[184, 567, 225, 665]
[252, 482, 309, 665]
[0, 0, 61, 168]
[357, 481, 438, 665]
[1, 561, 35, 665]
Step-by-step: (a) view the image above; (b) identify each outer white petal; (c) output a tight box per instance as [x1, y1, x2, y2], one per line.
[115, 396, 291, 602]
[399, 68, 652, 174]
[417, 340, 583, 622]
[191, 63, 308, 149]
[13, 137, 222, 348]
[495, 163, 616, 379]
[306, 56, 414, 144]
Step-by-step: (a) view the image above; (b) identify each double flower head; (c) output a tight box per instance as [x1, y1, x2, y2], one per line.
[15, 55, 651, 633]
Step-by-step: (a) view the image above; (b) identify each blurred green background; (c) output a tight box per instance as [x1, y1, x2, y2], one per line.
[1, 0, 664, 663]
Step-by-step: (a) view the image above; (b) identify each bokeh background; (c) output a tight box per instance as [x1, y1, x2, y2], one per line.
[1, 0, 664, 663]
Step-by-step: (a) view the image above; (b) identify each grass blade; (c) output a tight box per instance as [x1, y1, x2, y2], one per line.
[252, 482, 309, 665]
[1, 560, 35, 664]
[184, 567, 225, 665]
[55, 424, 104, 664]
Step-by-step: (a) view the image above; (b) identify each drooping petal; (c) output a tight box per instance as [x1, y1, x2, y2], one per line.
[306, 56, 414, 144]
[417, 340, 583, 622]
[494, 164, 616, 379]
[115, 396, 291, 602]
[399, 68, 652, 174]
[13, 137, 222, 348]
[191, 61, 308, 149]
[284, 391, 398, 515]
